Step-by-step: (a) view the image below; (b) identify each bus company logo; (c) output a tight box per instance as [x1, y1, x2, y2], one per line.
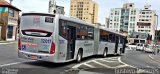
[21, 37, 34, 42]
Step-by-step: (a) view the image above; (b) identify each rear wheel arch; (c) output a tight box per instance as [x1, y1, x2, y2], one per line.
[76, 48, 83, 63]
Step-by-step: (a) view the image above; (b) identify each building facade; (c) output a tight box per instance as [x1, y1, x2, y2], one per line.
[105, 17, 109, 28]
[108, 3, 139, 33]
[48, 0, 65, 15]
[107, 3, 157, 41]
[0, 0, 20, 41]
[70, 0, 98, 24]
[136, 5, 157, 40]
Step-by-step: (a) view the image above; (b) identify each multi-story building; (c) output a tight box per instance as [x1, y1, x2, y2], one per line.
[0, 0, 20, 41]
[48, 0, 65, 15]
[70, 0, 98, 24]
[105, 17, 109, 28]
[136, 5, 157, 40]
[107, 3, 157, 41]
[108, 3, 139, 34]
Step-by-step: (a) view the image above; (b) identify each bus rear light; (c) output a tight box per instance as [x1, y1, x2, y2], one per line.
[50, 42, 55, 54]
[18, 39, 21, 50]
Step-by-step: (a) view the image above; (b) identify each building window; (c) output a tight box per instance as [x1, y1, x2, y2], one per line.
[142, 12, 145, 14]
[141, 26, 144, 28]
[9, 9, 14, 17]
[7, 25, 13, 38]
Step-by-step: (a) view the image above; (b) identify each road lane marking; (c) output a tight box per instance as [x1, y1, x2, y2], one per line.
[148, 54, 154, 59]
[99, 59, 117, 62]
[0, 62, 22, 67]
[118, 57, 135, 68]
[83, 63, 95, 68]
[115, 65, 128, 68]
[0, 60, 36, 67]
[92, 60, 113, 68]
[72, 60, 94, 69]
[148, 54, 160, 64]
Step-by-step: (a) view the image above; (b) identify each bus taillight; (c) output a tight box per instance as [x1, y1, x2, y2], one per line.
[18, 39, 21, 50]
[50, 42, 55, 54]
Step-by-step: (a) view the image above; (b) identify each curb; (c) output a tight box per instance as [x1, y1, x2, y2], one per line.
[0, 42, 16, 45]
[148, 54, 160, 63]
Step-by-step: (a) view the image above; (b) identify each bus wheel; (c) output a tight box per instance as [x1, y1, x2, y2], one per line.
[103, 48, 108, 58]
[76, 50, 82, 63]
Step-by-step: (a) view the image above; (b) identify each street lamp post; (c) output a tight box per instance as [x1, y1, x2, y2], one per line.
[154, 14, 158, 55]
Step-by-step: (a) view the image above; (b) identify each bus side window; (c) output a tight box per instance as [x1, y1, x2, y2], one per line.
[76, 25, 88, 40]
[59, 20, 67, 39]
[87, 27, 94, 40]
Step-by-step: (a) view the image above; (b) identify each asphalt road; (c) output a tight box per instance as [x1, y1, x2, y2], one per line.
[121, 50, 160, 68]
[0, 43, 160, 74]
[0, 42, 28, 65]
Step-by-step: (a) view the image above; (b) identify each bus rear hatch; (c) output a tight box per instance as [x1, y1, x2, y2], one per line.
[19, 13, 55, 54]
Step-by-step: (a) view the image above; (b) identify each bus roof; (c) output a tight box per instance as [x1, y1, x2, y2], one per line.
[21, 12, 126, 37]
[22, 12, 55, 17]
[99, 27, 125, 37]
[58, 14, 95, 27]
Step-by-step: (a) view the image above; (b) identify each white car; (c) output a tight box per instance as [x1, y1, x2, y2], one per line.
[144, 45, 154, 53]
[126, 43, 137, 50]
[136, 43, 145, 51]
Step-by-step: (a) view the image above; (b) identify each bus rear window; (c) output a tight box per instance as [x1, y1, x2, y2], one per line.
[22, 29, 52, 37]
[20, 13, 55, 34]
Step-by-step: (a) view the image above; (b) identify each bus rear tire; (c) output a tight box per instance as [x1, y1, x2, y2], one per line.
[103, 48, 108, 58]
[76, 50, 82, 63]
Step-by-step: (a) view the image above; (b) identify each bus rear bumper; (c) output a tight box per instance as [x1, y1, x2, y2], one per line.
[18, 50, 57, 62]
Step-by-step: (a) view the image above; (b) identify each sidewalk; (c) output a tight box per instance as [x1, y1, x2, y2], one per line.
[0, 40, 17, 44]
[149, 54, 160, 63]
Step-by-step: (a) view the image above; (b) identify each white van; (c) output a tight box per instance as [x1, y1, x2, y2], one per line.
[136, 43, 145, 51]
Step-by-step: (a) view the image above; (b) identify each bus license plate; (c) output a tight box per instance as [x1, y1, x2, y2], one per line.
[30, 55, 38, 60]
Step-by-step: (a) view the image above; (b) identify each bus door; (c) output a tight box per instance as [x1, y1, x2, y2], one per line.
[122, 37, 127, 53]
[115, 35, 119, 53]
[66, 26, 76, 60]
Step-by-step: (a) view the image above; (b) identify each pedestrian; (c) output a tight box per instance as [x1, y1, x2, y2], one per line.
[157, 49, 159, 54]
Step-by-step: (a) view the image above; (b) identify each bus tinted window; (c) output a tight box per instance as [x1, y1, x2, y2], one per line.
[76, 25, 88, 39]
[59, 20, 67, 39]
[109, 33, 115, 42]
[87, 27, 94, 40]
[120, 36, 124, 44]
[76, 25, 94, 40]
[100, 30, 109, 41]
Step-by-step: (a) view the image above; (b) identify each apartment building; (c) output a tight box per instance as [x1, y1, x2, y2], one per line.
[70, 0, 98, 24]
[108, 3, 139, 34]
[136, 5, 157, 40]
[107, 3, 157, 41]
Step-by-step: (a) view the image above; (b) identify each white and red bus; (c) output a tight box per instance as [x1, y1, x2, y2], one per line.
[18, 13, 127, 63]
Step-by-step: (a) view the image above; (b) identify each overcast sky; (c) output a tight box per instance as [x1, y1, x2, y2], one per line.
[6, 0, 160, 29]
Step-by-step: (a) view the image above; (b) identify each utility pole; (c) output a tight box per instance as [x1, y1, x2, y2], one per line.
[154, 14, 158, 55]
